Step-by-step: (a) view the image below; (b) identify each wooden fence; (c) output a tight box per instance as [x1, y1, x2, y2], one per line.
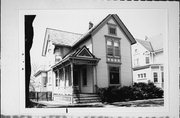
[29, 91, 52, 101]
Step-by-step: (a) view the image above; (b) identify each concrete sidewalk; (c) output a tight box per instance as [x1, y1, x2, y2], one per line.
[31, 100, 104, 108]
[31, 98, 164, 108]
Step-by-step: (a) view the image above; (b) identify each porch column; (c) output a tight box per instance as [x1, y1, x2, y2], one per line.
[63, 67, 66, 89]
[93, 66, 98, 93]
[70, 63, 74, 90]
[70, 63, 74, 103]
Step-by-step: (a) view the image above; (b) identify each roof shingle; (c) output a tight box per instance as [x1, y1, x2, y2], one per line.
[47, 28, 82, 46]
[136, 34, 163, 52]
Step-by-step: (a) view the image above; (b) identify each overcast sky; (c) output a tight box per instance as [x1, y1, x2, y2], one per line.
[30, 9, 167, 72]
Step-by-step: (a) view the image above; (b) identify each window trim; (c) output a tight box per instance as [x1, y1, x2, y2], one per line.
[108, 25, 117, 36]
[153, 72, 158, 83]
[105, 36, 121, 58]
[145, 56, 150, 64]
[108, 65, 121, 86]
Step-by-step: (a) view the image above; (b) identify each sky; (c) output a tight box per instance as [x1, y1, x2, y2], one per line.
[30, 9, 167, 73]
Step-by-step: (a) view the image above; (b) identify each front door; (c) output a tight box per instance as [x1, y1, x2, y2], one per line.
[73, 66, 81, 92]
[80, 65, 94, 93]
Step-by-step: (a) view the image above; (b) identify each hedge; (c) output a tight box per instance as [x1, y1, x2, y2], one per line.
[97, 82, 163, 103]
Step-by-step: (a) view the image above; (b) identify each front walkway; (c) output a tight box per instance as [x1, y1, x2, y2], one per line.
[30, 98, 164, 108]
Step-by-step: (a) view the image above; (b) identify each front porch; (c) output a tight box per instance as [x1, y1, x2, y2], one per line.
[51, 46, 100, 103]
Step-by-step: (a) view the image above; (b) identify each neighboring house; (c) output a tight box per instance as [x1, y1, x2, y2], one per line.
[131, 34, 164, 88]
[39, 14, 136, 103]
[34, 70, 48, 92]
[34, 69, 54, 92]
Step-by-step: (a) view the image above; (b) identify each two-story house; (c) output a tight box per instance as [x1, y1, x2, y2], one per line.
[38, 14, 136, 103]
[131, 34, 164, 88]
[34, 70, 48, 92]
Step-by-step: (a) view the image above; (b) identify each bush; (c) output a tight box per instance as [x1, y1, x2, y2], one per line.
[97, 82, 163, 103]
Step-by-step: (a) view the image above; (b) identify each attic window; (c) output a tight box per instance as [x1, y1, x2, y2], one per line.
[108, 26, 117, 35]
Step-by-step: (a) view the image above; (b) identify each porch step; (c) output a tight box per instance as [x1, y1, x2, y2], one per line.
[73, 94, 101, 103]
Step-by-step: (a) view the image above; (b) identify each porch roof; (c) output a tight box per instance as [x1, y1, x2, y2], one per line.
[52, 46, 100, 70]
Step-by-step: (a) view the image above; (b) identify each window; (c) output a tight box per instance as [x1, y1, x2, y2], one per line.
[138, 74, 140, 78]
[138, 73, 146, 79]
[144, 73, 146, 78]
[55, 71, 58, 87]
[55, 55, 62, 63]
[162, 72, 164, 82]
[82, 68, 87, 86]
[145, 57, 150, 64]
[153, 72, 158, 82]
[106, 38, 120, 57]
[109, 66, 120, 84]
[43, 77, 47, 87]
[109, 26, 117, 35]
[114, 40, 120, 56]
[107, 39, 113, 56]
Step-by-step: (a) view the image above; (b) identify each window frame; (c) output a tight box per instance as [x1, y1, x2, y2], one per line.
[153, 72, 158, 83]
[145, 56, 150, 64]
[108, 25, 117, 36]
[106, 38, 114, 57]
[162, 72, 164, 83]
[106, 36, 121, 58]
[108, 65, 121, 86]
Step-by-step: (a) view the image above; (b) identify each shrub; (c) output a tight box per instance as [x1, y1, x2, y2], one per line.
[97, 82, 163, 103]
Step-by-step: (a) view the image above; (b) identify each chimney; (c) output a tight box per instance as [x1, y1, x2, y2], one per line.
[89, 21, 93, 30]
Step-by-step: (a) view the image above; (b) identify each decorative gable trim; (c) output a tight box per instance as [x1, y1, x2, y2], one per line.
[90, 14, 136, 45]
[75, 46, 94, 58]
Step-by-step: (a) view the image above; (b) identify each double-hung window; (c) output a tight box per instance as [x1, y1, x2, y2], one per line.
[107, 39, 113, 56]
[153, 72, 158, 83]
[106, 38, 120, 57]
[114, 40, 120, 57]
[108, 25, 117, 36]
[145, 57, 150, 64]
[109, 66, 120, 84]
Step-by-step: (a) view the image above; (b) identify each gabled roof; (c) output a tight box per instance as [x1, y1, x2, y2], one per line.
[62, 46, 96, 61]
[42, 28, 82, 56]
[34, 70, 47, 77]
[72, 14, 136, 47]
[42, 14, 136, 56]
[136, 39, 153, 52]
[52, 46, 100, 69]
[72, 46, 95, 58]
[135, 34, 163, 52]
